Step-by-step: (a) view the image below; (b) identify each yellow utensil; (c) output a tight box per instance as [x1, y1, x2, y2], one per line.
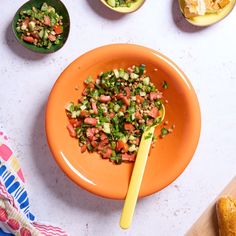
[100, 0, 145, 14]
[120, 105, 165, 229]
[178, 0, 236, 26]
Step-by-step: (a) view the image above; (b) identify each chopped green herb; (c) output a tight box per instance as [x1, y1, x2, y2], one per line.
[162, 81, 168, 89]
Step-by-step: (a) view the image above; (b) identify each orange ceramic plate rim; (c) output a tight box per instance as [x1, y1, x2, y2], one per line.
[46, 44, 201, 199]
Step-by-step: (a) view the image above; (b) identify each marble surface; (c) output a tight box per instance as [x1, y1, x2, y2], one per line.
[1, 1, 236, 235]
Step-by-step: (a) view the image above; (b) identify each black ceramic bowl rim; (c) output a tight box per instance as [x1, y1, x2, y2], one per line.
[12, 0, 70, 54]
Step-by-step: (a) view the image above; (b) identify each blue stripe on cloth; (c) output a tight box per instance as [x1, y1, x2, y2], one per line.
[8, 181, 20, 194]
[18, 191, 27, 204]
[20, 197, 29, 209]
[5, 175, 15, 188]
[15, 188, 24, 199]
[0, 166, 6, 176]
[28, 212, 35, 221]
[0, 228, 13, 236]
[3, 172, 10, 181]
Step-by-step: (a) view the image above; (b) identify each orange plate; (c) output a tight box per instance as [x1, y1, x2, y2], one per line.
[46, 44, 201, 199]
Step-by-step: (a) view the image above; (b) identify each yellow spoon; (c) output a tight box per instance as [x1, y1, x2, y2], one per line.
[178, 0, 236, 26]
[100, 0, 145, 14]
[120, 105, 165, 229]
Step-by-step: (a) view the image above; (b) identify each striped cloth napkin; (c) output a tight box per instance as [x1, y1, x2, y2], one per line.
[0, 131, 68, 236]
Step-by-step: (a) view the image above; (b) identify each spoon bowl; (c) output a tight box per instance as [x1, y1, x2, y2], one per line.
[100, 0, 145, 13]
[178, 0, 236, 26]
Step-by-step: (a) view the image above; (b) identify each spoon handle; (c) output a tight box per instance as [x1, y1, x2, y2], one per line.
[120, 126, 154, 229]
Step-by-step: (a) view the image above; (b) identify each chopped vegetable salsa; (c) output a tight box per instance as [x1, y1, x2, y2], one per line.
[106, 0, 137, 8]
[16, 3, 63, 49]
[65, 64, 165, 164]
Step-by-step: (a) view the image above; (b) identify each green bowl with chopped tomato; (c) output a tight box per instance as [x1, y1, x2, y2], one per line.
[12, 0, 70, 53]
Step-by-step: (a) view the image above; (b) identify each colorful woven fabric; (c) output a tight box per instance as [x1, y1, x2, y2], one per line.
[0, 132, 68, 236]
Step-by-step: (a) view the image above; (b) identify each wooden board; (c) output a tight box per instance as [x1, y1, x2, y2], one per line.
[186, 176, 236, 236]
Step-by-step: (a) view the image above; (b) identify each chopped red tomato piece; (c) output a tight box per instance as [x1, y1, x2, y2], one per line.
[84, 118, 97, 126]
[91, 102, 98, 114]
[135, 111, 142, 120]
[86, 128, 98, 141]
[22, 17, 30, 28]
[122, 97, 130, 106]
[109, 112, 115, 119]
[91, 141, 98, 148]
[23, 36, 34, 44]
[69, 118, 81, 127]
[136, 95, 144, 104]
[81, 145, 87, 153]
[116, 140, 128, 152]
[101, 149, 112, 159]
[150, 92, 162, 101]
[122, 153, 136, 162]
[80, 110, 89, 117]
[148, 107, 159, 118]
[124, 87, 131, 98]
[48, 34, 56, 42]
[53, 25, 63, 34]
[100, 95, 111, 102]
[124, 123, 135, 131]
[44, 16, 51, 26]
[67, 124, 76, 137]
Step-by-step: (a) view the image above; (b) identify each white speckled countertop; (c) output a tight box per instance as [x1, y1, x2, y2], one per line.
[1, 1, 236, 235]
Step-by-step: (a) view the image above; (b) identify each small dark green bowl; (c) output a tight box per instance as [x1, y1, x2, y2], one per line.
[12, 0, 70, 53]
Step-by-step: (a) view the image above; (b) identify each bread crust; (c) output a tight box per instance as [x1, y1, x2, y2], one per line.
[216, 196, 236, 236]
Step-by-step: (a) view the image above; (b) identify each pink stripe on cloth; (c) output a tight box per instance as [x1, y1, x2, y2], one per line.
[0, 183, 15, 207]
[33, 222, 68, 236]
[0, 144, 13, 161]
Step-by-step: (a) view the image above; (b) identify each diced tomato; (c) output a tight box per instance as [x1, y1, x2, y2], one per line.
[84, 118, 97, 126]
[91, 102, 98, 114]
[124, 123, 135, 131]
[91, 141, 98, 148]
[100, 138, 109, 146]
[127, 67, 133, 73]
[150, 92, 163, 101]
[81, 145, 87, 153]
[86, 128, 98, 140]
[135, 111, 142, 120]
[44, 15, 51, 26]
[100, 95, 111, 102]
[134, 130, 140, 134]
[148, 107, 159, 118]
[23, 36, 34, 44]
[78, 97, 84, 102]
[67, 124, 76, 137]
[146, 119, 154, 126]
[30, 33, 39, 39]
[122, 97, 130, 106]
[69, 118, 81, 127]
[82, 88, 88, 96]
[53, 25, 63, 34]
[48, 34, 56, 42]
[101, 148, 112, 159]
[116, 93, 124, 99]
[22, 17, 30, 28]
[135, 138, 140, 145]
[80, 110, 89, 117]
[124, 87, 131, 98]
[100, 132, 108, 141]
[122, 153, 136, 162]
[116, 140, 128, 152]
[109, 112, 115, 119]
[136, 95, 144, 104]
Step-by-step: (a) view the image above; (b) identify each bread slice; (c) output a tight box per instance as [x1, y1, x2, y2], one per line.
[216, 196, 236, 236]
